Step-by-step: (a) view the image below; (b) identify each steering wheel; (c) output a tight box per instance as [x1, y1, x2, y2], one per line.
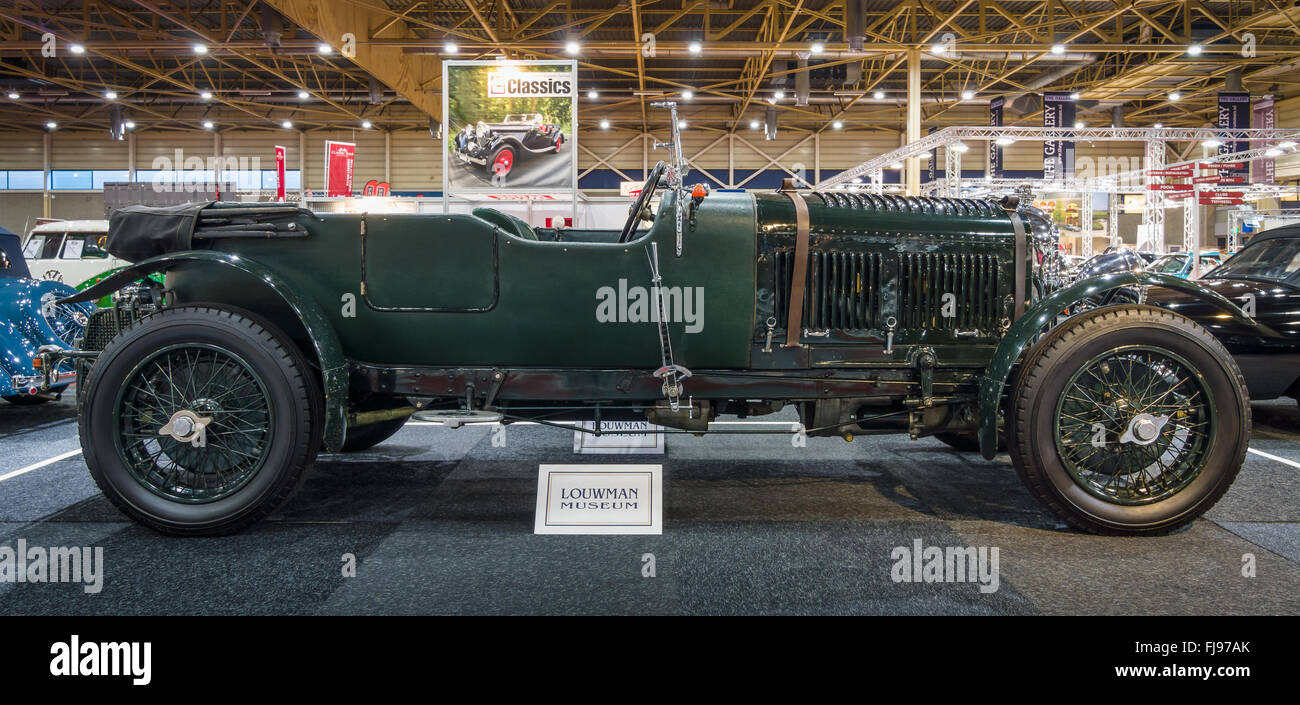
[618, 160, 666, 244]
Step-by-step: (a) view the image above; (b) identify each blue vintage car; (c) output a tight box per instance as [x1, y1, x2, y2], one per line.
[0, 226, 93, 404]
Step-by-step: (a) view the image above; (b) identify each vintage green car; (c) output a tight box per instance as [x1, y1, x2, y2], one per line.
[54, 129, 1263, 537]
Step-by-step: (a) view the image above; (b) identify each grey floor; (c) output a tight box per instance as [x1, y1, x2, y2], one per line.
[2, 393, 1298, 615]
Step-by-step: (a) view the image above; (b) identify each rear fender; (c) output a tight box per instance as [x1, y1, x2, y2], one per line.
[62, 251, 349, 451]
[976, 271, 1272, 459]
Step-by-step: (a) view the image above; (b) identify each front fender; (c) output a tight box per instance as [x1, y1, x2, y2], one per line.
[975, 271, 1272, 460]
[0, 278, 86, 396]
[61, 251, 350, 451]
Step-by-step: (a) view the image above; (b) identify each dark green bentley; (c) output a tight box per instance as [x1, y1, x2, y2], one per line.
[49, 127, 1264, 537]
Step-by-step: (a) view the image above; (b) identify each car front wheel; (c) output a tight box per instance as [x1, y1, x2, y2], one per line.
[1009, 305, 1249, 535]
[80, 306, 319, 535]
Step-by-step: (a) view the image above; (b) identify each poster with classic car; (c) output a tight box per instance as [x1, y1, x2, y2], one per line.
[443, 59, 576, 192]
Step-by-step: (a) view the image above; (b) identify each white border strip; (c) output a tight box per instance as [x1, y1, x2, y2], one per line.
[0, 448, 83, 482]
[1248, 447, 1300, 470]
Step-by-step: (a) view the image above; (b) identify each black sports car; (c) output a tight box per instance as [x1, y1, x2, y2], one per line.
[452, 113, 565, 177]
[1145, 225, 1300, 408]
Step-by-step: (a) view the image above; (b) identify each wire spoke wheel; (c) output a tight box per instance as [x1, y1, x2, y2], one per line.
[1054, 345, 1215, 505]
[113, 343, 273, 503]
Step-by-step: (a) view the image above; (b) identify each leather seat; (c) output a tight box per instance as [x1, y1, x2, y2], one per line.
[472, 207, 536, 240]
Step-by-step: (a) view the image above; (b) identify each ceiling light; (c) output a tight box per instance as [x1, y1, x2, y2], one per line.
[298, 90, 310, 100]
[773, 90, 784, 100]
[45, 121, 57, 129]
[318, 43, 333, 55]
[1265, 147, 1283, 157]
[1153, 122, 1163, 128]
[1074, 120, 1084, 129]
[951, 143, 969, 153]
[1168, 91, 1182, 101]
[104, 91, 117, 100]
[851, 177, 863, 184]
[203, 120, 214, 130]
[682, 89, 693, 100]
[961, 90, 975, 100]
[890, 162, 905, 169]
[1278, 140, 1297, 149]
[995, 137, 1015, 146]
[565, 40, 580, 55]
[282, 120, 293, 129]
[688, 41, 702, 55]
[917, 153, 929, 160]
[193, 43, 208, 55]
[831, 120, 843, 129]
[69, 44, 85, 55]
[749, 119, 760, 129]
[1202, 139, 1223, 148]
[810, 41, 824, 54]
[124, 120, 135, 129]
[6, 92, 17, 100]
[677, 119, 687, 128]
[361, 120, 372, 129]
[931, 43, 946, 54]
[1050, 44, 1066, 55]
[1187, 44, 1203, 56]
[587, 89, 598, 100]
[873, 90, 885, 100]
[599, 118, 610, 129]
[200, 91, 213, 100]
[1069, 91, 1080, 100]
[444, 40, 459, 54]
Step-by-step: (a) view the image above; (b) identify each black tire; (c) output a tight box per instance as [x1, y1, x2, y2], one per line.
[3, 395, 52, 406]
[1008, 305, 1249, 535]
[79, 306, 319, 535]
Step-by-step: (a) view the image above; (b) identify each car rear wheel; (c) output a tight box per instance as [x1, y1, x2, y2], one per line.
[553, 134, 564, 152]
[1009, 305, 1248, 535]
[80, 306, 319, 535]
[491, 146, 515, 177]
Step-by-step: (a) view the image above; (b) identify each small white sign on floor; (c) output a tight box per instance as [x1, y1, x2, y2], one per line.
[573, 421, 664, 454]
[534, 464, 663, 535]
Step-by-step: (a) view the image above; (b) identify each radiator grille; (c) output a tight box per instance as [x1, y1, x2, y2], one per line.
[82, 307, 151, 351]
[774, 250, 884, 332]
[898, 253, 1001, 330]
[772, 250, 1002, 335]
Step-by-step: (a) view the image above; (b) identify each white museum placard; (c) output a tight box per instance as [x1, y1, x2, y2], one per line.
[573, 421, 664, 455]
[534, 464, 663, 535]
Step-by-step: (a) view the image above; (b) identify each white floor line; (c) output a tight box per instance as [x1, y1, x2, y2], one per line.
[0, 448, 83, 482]
[1247, 447, 1300, 470]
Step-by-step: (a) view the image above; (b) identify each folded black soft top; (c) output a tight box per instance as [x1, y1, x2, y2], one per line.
[106, 201, 212, 263]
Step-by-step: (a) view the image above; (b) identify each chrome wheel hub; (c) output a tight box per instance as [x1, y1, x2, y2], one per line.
[1119, 412, 1170, 446]
[159, 409, 213, 447]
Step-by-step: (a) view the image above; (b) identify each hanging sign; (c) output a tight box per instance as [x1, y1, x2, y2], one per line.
[324, 140, 356, 197]
[274, 145, 286, 201]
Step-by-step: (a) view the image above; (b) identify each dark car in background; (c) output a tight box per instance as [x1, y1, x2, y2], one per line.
[452, 113, 565, 177]
[1145, 226, 1300, 409]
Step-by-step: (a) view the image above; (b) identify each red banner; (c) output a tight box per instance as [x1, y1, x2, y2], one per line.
[274, 145, 286, 201]
[1148, 169, 1193, 178]
[1147, 183, 1193, 191]
[324, 140, 356, 197]
[1200, 162, 1245, 170]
